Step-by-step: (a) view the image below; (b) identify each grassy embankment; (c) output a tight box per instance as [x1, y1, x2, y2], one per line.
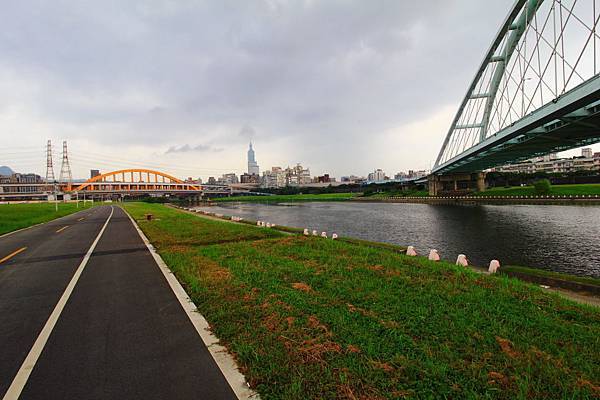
[124, 202, 599, 399]
[476, 183, 600, 197]
[361, 190, 429, 199]
[0, 202, 95, 236]
[502, 265, 600, 287]
[211, 193, 359, 203]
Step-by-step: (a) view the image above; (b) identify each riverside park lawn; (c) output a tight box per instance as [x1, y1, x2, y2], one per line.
[475, 183, 600, 197]
[0, 202, 95, 235]
[123, 202, 600, 400]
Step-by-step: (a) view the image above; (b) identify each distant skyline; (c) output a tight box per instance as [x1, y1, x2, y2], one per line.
[0, 1, 598, 180]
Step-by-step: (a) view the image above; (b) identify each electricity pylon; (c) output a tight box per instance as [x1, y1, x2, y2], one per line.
[45, 140, 55, 183]
[58, 140, 72, 189]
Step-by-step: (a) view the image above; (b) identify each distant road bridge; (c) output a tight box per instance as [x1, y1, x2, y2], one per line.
[73, 169, 201, 195]
[1, 169, 236, 201]
[430, 0, 600, 194]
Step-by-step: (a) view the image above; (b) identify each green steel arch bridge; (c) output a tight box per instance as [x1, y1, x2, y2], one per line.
[430, 0, 600, 193]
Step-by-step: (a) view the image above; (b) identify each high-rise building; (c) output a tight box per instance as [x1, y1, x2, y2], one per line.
[582, 148, 593, 158]
[247, 142, 260, 175]
[90, 169, 100, 178]
[367, 169, 386, 182]
[241, 173, 260, 184]
[221, 173, 239, 184]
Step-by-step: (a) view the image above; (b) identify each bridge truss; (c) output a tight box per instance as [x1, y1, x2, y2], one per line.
[73, 169, 201, 194]
[434, 0, 600, 174]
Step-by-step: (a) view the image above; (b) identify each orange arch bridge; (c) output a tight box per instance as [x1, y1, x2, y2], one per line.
[73, 169, 201, 194]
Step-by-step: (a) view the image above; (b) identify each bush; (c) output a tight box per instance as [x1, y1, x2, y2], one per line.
[534, 179, 551, 195]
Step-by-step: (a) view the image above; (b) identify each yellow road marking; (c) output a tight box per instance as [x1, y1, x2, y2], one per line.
[55, 226, 69, 233]
[77, 217, 85, 221]
[0, 247, 27, 265]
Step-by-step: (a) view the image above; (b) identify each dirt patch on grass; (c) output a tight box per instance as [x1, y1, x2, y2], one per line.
[371, 361, 395, 373]
[576, 378, 600, 395]
[292, 282, 312, 292]
[347, 303, 377, 318]
[487, 371, 510, 387]
[307, 315, 332, 337]
[297, 338, 342, 363]
[346, 344, 361, 354]
[495, 336, 520, 358]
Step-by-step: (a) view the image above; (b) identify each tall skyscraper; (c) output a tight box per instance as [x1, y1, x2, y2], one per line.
[247, 142, 260, 175]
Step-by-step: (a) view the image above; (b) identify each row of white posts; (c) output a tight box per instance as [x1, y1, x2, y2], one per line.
[256, 220, 275, 228]
[406, 246, 501, 274]
[302, 228, 338, 240]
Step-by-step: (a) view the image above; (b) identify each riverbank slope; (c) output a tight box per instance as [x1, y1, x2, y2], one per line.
[123, 202, 600, 399]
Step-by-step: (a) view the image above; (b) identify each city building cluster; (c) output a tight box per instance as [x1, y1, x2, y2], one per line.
[494, 148, 600, 174]
[195, 143, 433, 188]
[363, 168, 429, 183]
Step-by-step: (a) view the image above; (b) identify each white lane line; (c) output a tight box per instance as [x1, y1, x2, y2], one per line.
[123, 207, 258, 400]
[2, 206, 114, 400]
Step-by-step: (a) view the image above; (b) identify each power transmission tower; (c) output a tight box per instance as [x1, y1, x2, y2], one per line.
[45, 140, 55, 183]
[59, 140, 72, 187]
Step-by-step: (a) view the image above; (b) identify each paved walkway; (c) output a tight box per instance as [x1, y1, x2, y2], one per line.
[0, 206, 238, 399]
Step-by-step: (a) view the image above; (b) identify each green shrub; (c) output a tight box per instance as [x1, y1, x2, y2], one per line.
[533, 178, 551, 195]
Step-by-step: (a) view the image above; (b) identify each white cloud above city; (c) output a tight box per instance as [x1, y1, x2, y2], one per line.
[0, 0, 597, 180]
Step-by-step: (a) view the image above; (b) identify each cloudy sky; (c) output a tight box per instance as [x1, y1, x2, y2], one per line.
[0, 0, 597, 180]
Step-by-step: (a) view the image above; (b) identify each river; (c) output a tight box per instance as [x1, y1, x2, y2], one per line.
[193, 202, 600, 278]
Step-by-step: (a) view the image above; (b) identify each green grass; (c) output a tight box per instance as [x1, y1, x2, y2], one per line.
[364, 190, 429, 199]
[502, 265, 600, 287]
[476, 183, 600, 197]
[123, 202, 600, 399]
[0, 202, 96, 235]
[210, 193, 360, 203]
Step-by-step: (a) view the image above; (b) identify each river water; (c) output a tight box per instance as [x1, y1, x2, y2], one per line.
[194, 202, 600, 278]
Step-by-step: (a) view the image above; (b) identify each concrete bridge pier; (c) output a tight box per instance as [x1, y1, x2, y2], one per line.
[428, 172, 487, 196]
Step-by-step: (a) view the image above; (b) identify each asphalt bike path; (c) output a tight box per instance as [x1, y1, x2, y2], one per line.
[0, 206, 237, 399]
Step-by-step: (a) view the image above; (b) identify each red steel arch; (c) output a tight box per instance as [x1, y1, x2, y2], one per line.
[73, 169, 200, 192]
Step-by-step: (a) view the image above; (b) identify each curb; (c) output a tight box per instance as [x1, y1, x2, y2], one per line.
[123, 207, 259, 400]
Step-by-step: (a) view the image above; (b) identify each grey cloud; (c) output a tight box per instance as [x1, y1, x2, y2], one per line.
[0, 0, 518, 177]
[238, 125, 255, 139]
[165, 144, 223, 154]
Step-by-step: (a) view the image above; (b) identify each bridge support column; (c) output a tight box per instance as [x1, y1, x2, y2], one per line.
[476, 172, 487, 192]
[428, 175, 441, 196]
[429, 172, 487, 195]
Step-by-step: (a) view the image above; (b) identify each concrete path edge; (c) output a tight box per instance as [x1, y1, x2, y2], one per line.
[122, 207, 259, 400]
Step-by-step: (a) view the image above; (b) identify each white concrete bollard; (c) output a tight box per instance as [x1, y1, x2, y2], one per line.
[428, 249, 440, 261]
[303, 228, 309, 236]
[312, 230, 318, 236]
[257, 221, 261, 226]
[488, 260, 500, 273]
[406, 246, 417, 256]
[321, 232, 327, 238]
[332, 233, 338, 240]
[456, 254, 468, 266]
[266, 222, 271, 228]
